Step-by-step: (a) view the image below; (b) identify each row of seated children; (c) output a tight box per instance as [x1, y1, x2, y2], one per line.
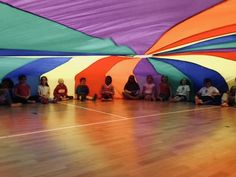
[0, 75, 74, 106]
[122, 74, 236, 106]
[76, 76, 113, 101]
[123, 75, 190, 102]
[194, 77, 235, 106]
[1, 74, 235, 106]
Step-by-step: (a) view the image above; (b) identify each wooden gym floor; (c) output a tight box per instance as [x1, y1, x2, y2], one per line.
[0, 100, 236, 177]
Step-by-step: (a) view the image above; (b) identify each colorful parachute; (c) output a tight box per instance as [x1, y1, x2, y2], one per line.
[0, 0, 235, 98]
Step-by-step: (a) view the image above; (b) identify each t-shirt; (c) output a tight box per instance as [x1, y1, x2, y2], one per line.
[54, 84, 67, 97]
[77, 85, 89, 95]
[124, 82, 140, 92]
[229, 85, 236, 96]
[101, 84, 114, 94]
[15, 83, 30, 97]
[38, 85, 50, 97]
[143, 83, 155, 94]
[198, 86, 219, 97]
[176, 85, 190, 96]
[159, 82, 170, 95]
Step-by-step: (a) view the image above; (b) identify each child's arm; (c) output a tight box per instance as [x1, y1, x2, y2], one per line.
[186, 91, 190, 101]
[14, 86, 26, 98]
[65, 85, 68, 96]
[53, 85, 58, 97]
[156, 86, 160, 97]
[47, 87, 50, 98]
[152, 85, 156, 96]
[86, 86, 90, 95]
[142, 86, 146, 95]
[168, 85, 172, 98]
[26, 86, 31, 99]
[38, 86, 43, 97]
[111, 85, 115, 95]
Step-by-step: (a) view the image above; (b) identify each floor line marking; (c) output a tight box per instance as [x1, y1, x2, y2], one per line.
[132, 106, 219, 119]
[0, 106, 219, 140]
[59, 102, 128, 119]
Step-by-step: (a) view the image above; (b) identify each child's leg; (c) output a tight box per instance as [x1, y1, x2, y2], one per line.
[172, 96, 182, 102]
[144, 94, 152, 101]
[195, 95, 203, 105]
[228, 96, 235, 106]
[123, 92, 136, 99]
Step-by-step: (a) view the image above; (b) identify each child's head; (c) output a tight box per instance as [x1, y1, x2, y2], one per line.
[204, 78, 212, 88]
[40, 76, 48, 86]
[18, 74, 27, 84]
[58, 78, 64, 85]
[105, 76, 112, 85]
[80, 77, 86, 85]
[2, 78, 14, 89]
[161, 75, 168, 83]
[128, 75, 136, 83]
[180, 78, 188, 85]
[146, 75, 153, 84]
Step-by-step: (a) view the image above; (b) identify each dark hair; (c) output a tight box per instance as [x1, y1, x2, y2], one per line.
[180, 78, 190, 85]
[204, 78, 212, 84]
[18, 74, 26, 80]
[40, 76, 49, 86]
[161, 75, 168, 82]
[1, 78, 14, 89]
[80, 77, 86, 82]
[105, 76, 112, 85]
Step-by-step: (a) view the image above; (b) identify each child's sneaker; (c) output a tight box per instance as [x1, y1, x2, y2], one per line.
[221, 102, 229, 107]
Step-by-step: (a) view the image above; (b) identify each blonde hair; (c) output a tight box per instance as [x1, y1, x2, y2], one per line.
[58, 78, 64, 84]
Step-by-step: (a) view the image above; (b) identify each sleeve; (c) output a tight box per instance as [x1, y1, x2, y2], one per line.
[38, 85, 41, 96]
[53, 85, 58, 97]
[65, 85, 68, 96]
[111, 85, 115, 95]
[186, 85, 190, 92]
[48, 86, 50, 96]
[76, 85, 80, 94]
[198, 88, 203, 95]
[176, 86, 181, 93]
[213, 87, 219, 94]
[27, 84, 31, 97]
[124, 83, 128, 90]
[86, 86, 90, 95]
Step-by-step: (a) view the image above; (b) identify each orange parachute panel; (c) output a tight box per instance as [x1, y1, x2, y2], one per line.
[146, 0, 236, 54]
[154, 24, 236, 53]
[74, 56, 131, 97]
[160, 51, 236, 62]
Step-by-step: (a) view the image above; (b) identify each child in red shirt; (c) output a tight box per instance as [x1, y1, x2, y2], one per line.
[157, 75, 172, 101]
[14, 74, 35, 104]
[53, 78, 73, 101]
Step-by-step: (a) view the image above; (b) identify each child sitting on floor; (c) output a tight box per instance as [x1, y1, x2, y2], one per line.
[76, 77, 90, 101]
[171, 78, 190, 102]
[123, 75, 140, 100]
[221, 77, 236, 107]
[142, 75, 156, 101]
[53, 78, 73, 101]
[195, 78, 221, 105]
[156, 75, 172, 101]
[38, 76, 53, 104]
[101, 76, 114, 101]
[14, 74, 35, 104]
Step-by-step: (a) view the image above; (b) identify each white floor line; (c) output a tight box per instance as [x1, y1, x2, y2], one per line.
[59, 102, 128, 119]
[0, 119, 126, 140]
[0, 106, 219, 140]
[132, 106, 219, 119]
